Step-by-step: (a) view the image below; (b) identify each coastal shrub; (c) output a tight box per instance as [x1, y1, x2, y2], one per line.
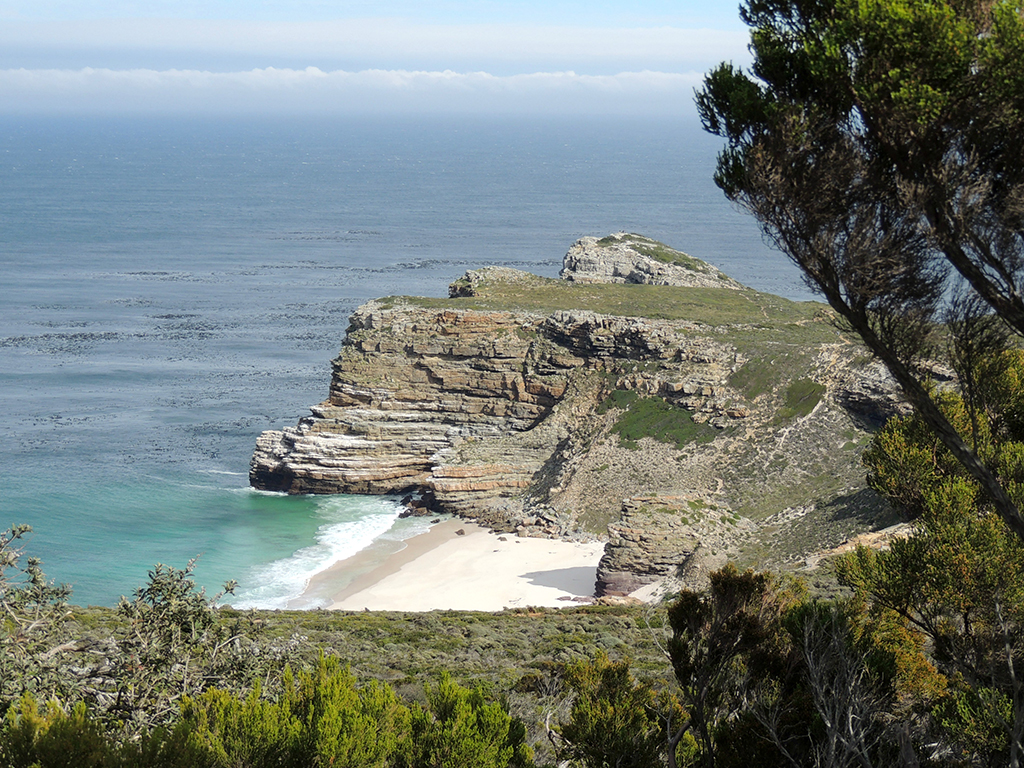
[4, 545, 291, 731]
[776, 378, 826, 421]
[177, 686, 306, 768]
[285, 657, 410, 768]
[177, 662, 531, 768]
[0, 662, 536, 768]
[111, 559, 277, 734]
[610, 397, 716, 450]
[0, 696, 204, 768]
[840, 395, 1024, 764]
[1, 694, 109, 768]
[0, 525, 75, 706]
[554, 652, 673, 768]
[408, 673, 531, 768]
[667, 566, 795, 767]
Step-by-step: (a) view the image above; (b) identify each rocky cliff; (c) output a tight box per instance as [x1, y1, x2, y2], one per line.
[251, 236, 904, 596]
[561, 232, 744, 289]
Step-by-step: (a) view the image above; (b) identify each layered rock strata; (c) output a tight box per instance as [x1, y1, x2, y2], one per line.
[597, 497, 707, 595]
[251, 306, 560, 502]
[250, 297, 752, 520]
[252, 235, 905, 591]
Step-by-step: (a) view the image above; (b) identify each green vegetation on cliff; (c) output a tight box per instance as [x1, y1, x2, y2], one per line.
[384, 270, 824, 330]
[597, 392, 719, 451]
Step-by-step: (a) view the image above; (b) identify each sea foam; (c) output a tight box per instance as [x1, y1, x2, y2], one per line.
[228, 495, 409, 610]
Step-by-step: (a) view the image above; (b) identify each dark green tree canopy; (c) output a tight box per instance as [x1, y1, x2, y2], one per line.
[697, 0, 1024, 539]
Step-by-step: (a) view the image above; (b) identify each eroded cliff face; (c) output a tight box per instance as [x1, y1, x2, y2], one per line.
[250, 298, 741, 515]
[251, 304, 567, 509]
[252, 237, 905, 595]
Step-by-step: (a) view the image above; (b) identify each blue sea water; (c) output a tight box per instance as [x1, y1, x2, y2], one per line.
[0, 114, 813, 608]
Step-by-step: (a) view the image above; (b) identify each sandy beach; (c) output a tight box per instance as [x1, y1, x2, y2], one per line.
[298, 519, 605, 612]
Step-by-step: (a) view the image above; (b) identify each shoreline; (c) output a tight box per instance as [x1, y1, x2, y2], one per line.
[297, 518, 606, 612]
[294, 518, 463, 608]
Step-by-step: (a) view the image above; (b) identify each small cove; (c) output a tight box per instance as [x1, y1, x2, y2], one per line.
[0, 114, 811, 606]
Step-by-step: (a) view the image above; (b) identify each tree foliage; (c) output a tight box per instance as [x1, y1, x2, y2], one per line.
[176, 655, 417, 768]
[1, 535, 303, 743]
[697, 0, 1024, 541]
[841, 369, 1024, 765]
[863, 353, 1024, 519]
[112, 558, 251, 731]
[0, 658, 533, 768]
[1, 696, 112, 768]
[667, 565, 795, 768]
[408, 673, 531, 768]
[554, 651, 676, 768]
[665, 568, 933, 768]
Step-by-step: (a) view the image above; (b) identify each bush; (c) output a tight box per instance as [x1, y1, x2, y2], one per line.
[555, 652, 673, 768]
[0, 526, 75, 706]
[1, 694, 109, 768]
[409, 673, 531, 768]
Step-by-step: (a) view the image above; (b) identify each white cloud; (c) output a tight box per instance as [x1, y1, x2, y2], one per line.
[0, 66, 706, 115]
[0, 19, 748, 72]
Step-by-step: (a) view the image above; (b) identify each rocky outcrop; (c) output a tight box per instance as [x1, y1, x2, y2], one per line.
[596, 496, 765, 595]
[249, 294, 751, 522]
[831, 358, 911, 427]
[250, 304, 563, 507]
[561, 232, 743, 289]
[598, 498, 698, 595]
[252, 235, 906, 593]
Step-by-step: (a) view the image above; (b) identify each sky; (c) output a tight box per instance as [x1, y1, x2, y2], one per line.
[0, 1, 752, 115]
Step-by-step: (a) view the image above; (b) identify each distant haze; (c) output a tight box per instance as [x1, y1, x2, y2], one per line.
[0, 1, 749, 115]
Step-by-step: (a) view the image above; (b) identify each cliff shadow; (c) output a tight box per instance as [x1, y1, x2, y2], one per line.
[820, 486, 900, 530]
[522, 566, 598, 596]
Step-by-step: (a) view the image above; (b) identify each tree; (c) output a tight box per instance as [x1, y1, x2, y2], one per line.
[665, 565, 943, 767]
[553, 651, 675, 768]
[840, 377, 1024, 765]
[753, 601, 905, 768]
[666, 566, 794, 768]
[696, 0, 1024, 541]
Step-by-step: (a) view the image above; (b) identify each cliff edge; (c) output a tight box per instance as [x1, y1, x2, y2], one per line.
[251, 235, 903, 595]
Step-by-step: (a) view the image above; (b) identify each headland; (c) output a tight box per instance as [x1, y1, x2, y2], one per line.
[251, 233, 907, 607]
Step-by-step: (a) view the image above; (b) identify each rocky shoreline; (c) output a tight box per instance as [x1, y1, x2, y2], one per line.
[251, 234, 905, 596]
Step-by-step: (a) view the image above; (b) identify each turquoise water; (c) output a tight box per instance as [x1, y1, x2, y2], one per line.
[0, 115, 812, 607]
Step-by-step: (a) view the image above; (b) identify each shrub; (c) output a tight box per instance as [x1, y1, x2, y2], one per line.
[409, 673, 531, 768]
[1, 694, 109, 768]
[555, 652, 672, 768]
[0, 526, 75, 706]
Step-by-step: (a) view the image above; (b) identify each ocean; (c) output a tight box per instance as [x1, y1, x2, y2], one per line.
[0, 114, 812, 608]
